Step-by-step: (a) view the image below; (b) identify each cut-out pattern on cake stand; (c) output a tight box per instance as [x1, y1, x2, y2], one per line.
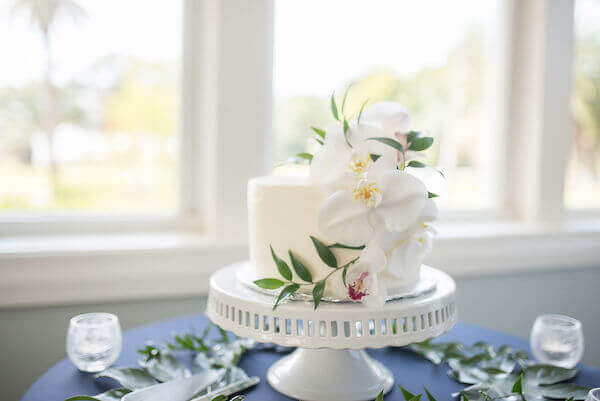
[207, 262, 457, 401]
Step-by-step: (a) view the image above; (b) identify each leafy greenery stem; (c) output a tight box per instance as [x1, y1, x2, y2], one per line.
[285, 256, 360, 287]
[399, 149, 406, 170]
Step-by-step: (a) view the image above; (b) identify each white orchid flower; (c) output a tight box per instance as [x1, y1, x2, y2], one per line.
[360, 101, 430, 167]
[310, 123, 397, 191]
[317, 156, 428, 246]
[374, 199, 439, 280]
[346, 243, 387, 307]
[360, 102, 411, 135]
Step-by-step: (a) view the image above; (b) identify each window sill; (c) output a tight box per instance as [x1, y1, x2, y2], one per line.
[1, 221, 599, 309]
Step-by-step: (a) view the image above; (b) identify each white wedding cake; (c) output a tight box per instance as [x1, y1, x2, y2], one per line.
[249, 99, 440, 309]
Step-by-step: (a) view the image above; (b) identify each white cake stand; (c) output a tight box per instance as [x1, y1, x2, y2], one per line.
[206, 262, 457, 401]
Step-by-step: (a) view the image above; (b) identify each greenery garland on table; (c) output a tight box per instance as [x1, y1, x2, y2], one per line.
[406, 339, 591, 400]
[64, 322, 591, 401]
[64, 323, 258, 401]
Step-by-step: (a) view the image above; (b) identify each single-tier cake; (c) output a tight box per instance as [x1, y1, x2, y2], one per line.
[250, 99, 440, 309]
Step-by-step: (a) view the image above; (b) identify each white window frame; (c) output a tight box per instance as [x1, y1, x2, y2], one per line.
[0, 0, 598, 309]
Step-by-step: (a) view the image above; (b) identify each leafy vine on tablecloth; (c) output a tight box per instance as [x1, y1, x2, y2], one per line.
[64, 322, 591, 401]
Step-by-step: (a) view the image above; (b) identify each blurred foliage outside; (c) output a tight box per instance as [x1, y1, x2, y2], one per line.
[1, 1, 599, 214]
[566, 0, 600, 208]
[274, 28, 493, 209]
[0, 1, 178, 213]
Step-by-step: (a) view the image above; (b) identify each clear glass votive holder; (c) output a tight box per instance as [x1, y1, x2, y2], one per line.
[67, 313, 122, 372]
[587, 388, 600, 401]
[530, 314, 584, 369]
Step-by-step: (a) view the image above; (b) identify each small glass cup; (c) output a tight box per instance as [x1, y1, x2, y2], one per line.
[587, 388, 600, 401]
[67, 313, 122, 372]
[530, 314, 584, 369]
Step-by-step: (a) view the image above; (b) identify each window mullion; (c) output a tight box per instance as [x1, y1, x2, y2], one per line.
[212, 0, 274, 240]
[504, 0, 575, 223]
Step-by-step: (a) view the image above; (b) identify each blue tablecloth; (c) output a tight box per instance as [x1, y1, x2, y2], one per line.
[21, 314, 599, 401]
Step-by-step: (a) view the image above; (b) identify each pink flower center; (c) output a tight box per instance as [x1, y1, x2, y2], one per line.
[348, 271, 369, 301]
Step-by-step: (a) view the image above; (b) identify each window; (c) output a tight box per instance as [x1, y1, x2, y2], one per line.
[566, 0, 600, 209]
[272, 0, 499, 210]
[0, 0, 181, 214]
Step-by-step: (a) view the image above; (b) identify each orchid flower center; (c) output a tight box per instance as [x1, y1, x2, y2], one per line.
[348, 271, 369, 301]
[353, 180, 382, 208]
[348, 153, 372, 176]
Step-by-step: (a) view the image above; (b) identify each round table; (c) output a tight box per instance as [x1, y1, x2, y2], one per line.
[22, 314, 599, 401]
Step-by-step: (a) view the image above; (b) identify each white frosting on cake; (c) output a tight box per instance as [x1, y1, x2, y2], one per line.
[248, 173, 419, 299]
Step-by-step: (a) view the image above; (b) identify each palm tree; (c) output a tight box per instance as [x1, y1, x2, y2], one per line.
[11, 0, 87, 197]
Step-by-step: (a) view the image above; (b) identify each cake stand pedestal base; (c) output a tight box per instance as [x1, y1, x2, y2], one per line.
[267, 348, 393, 401]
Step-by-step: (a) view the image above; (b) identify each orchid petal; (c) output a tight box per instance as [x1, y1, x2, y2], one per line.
[387, 224, 434, 280]
[360, 242, 387, 273]
[419, 199, 439, 222]
[361, 102, 411, 134]
[375, 170, 427, 232]
[310, 126, 352, 190]
[362, 276, 387, 308]
[318, 190, 373, 246]
[348, 123, 397, 159]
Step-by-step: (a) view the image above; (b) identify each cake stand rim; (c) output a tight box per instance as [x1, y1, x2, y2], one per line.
[206, 261, 457, 350]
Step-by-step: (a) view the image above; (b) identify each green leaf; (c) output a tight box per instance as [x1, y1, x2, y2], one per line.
[296, 152, 313, 162]
[428, 192, 439, 198]
[375, 390, 385, 401]
[328, 243, 366, 250]
[523, 364, 578, 385]
[312, 281, 325, 310]
[95, 368, 159, 390]
[253, 278, 285, 289]
[409, 340, 465, 364]
[370, 153, 381, 162]
[140, 352, 191, 382]
[481, 367, 509, 375]
[311, 126, 326, 140]
[425, 388, 438, 401]
[357, 98, 369, 124]
[511, 373, 523, 394]
[270, 245, 292, 281]
[211, 396, 227, 401]
[342, 265, 348, 287]
[367, 136, 404, 152]
[399, 385, 417, 400]
[343, 118, 352, 147]
[461, 353, 493, 366]
[331, 92, 340, 121]
[166, 333, 209, 352]
[408, 136, 434, 151]
[407, 160, 426, 168]
[538, 383, 590, 399]
[312, 136, 324, 145]
[341, 84, 352, 115]
[216, 326, 230, 344]
[138, 345, 161, 362]
[92, 388, 133, 401]
[273, 283, 299, 310]
[288, 250, 312, 282]
[310, 236, 338, 267]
